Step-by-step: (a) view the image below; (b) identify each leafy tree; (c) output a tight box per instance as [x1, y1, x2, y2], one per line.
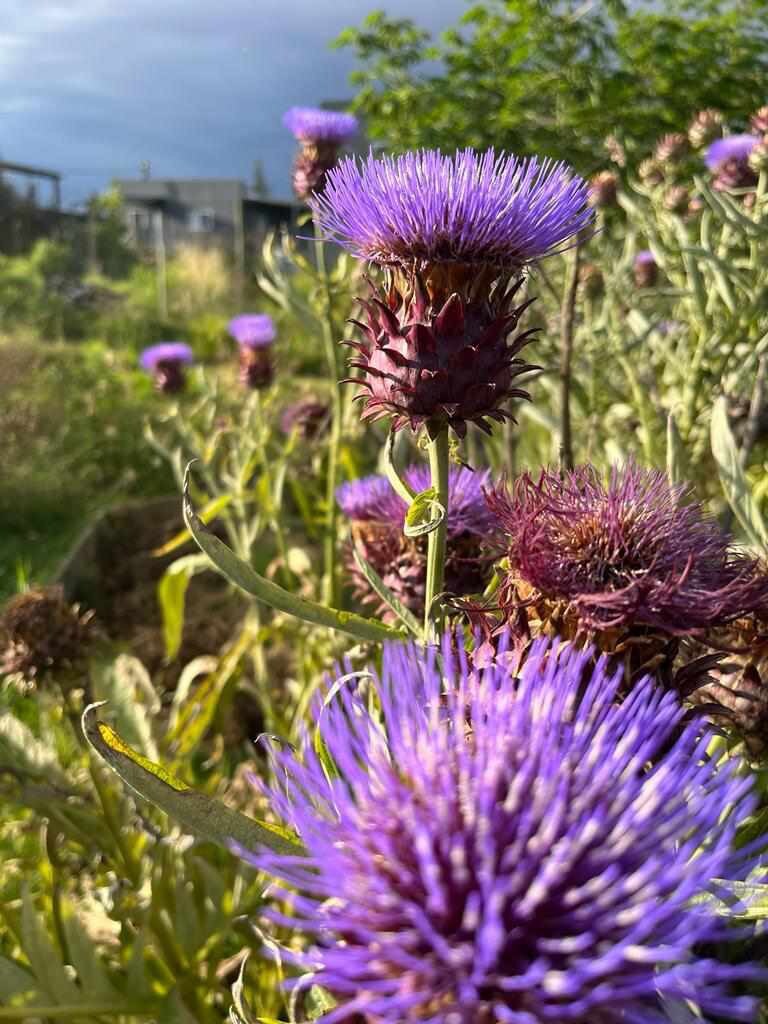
[335, 0, 768, 171]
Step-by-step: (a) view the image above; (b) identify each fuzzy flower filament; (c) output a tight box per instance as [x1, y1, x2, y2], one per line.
[246, 635, 763, 1023]
[283, 106, 359, 201]
[139, 341, 194, 393]
[228, 313, 276, 389]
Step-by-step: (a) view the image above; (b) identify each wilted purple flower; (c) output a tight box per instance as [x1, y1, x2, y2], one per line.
[280, 398, 329, 440]
[751, 106, 768, 136]
[247, 635, 763, 1023]
[283, 107, 359, 144]
[227, 314, 276, 348]
[688, 108, 723, 149]
[283, 107, 358, 201]
[337, 466, 500, 617]
[139, 341, 193, 393]
[312, 149, 592, 269]
[633, 249, 658, 288]
[486, 462, 768, 636]
[588, 169, 619, 208]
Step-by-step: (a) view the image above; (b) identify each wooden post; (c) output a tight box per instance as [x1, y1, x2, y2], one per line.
[154, 207, 168, 320]
[233, 192, 245, 308]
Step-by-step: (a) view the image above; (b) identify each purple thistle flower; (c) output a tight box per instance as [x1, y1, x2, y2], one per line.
[486, 462, 768, 635]
[282, 106, 359, 144]
[310, 148, 593, 269]
[336, 467, 500, 617]
[227, 313, 276, 348]
[633, 249, 658, 288]
[139, 341, 194, 371]
[705, 134, 761, 171]
[139, 342, 194, 393]
[245, 635, 763, 1023]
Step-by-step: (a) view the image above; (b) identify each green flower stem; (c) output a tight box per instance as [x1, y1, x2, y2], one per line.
[315, 227, 342, 607]
[424, 422, 450, 638]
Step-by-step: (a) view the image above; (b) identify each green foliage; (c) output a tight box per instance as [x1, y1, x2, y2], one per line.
[336, 0, 768, 171]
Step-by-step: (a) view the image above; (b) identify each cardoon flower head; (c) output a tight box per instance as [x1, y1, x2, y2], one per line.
[228, 314, 275, 389]
[246, 635, 763, 1023]
[280, 398, 329, 440]
[139, 341, 194, 393]
[751, 106, 768, 136]
[633, 249, 658, 288]
[638, 157, 664, 186]
[283, 106, 358, 201]
[654, 131, 689, 165]
[486, 463, 768, 639]
[312, 148, 592, 436]
[337, 465, 500, 617]
[706, 135, 760, 193]
[588, 169, 618, 207]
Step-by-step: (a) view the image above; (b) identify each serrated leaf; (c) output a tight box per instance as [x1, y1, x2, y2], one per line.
[711, 396, 768, 551]
[82, 705, 304, 856]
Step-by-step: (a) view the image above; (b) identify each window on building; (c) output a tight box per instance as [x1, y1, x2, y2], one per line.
[188, 207, 216, 232]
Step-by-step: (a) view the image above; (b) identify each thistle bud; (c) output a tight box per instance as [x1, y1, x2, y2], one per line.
[748, 140, 768, 174]
[588, 170, 618, 208]
[750, 105, 768, 137]
[638, 158, 664, 187]
[654, 132, 689, 165]
[688, 109, 723, 149]
[280, 398, 329, 439]
[578, 262, 604, 300]
[663, 185, 690, 214]
[633, 249, 658, 288]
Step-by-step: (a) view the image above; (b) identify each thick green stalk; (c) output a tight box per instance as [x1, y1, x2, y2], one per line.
[423, 423, 450, 639]
[314, 228, 342, 606]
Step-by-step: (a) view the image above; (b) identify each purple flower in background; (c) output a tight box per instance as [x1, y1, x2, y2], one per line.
[247, 635, 763, 1023]
[227, 314, 276, 388]
[311, 148, 592, 269]
[633, 249, 658, 288]
[283, 106, 359, 144]
[139, 342, 193, 393]
[337, 466, 500, 617]
[706, 135, 761, 195]
[227, 314, 275, 348]
[706, 134, 761, 171]
[283, 106, 358, 201]
[486, 462, 768, 635]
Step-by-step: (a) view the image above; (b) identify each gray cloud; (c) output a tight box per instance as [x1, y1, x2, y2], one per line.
[0, 0, 467, 204]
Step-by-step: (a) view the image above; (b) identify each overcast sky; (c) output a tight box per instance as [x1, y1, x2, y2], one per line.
[0, 0, 468, 207]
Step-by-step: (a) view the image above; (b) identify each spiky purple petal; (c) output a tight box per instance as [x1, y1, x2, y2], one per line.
[139, 342, 194, 370]
[228, 314, 276, 348]
[283, 107, 359, 144]
[309, 149, 594, 268]
[706, 135, 761, 171]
